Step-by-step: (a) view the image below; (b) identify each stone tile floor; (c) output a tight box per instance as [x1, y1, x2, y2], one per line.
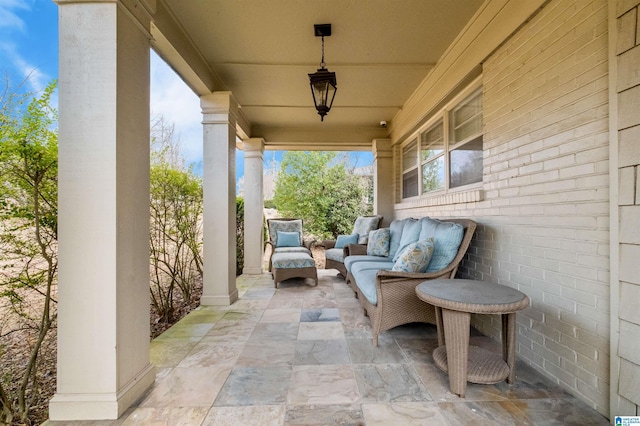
[47, 270, 610, 425]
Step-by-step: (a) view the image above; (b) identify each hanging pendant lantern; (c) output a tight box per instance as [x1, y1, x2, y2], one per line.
[308, 24, 337, 122]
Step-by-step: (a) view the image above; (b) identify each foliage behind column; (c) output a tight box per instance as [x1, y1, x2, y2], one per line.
[149, 116, 203, 324]
[0, 80, 58, 425]
[272, 151, 372, 240]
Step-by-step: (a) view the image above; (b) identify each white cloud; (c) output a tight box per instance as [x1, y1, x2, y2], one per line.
[150, 51, 203, 166]
[0, 0, 29, 31]
[0, 42, 51, 94]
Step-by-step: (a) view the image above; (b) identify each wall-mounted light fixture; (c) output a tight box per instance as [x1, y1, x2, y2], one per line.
[308, 24, 337, 122]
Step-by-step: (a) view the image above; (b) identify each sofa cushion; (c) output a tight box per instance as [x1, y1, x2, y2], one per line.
[388, 218, 410, 260]
[325, 247, 345, 262]
[392, 239, 435, 273]
[351, 260, 395, 275]
[352, 268, 383, 305]
[276, 231, 301, 247]
[335, 233, 359, 249]
[353, 216, 382, 244]
[417, 217, 464, 272]
[344, 255, 393, 273]
[392, 219, 422, 262]
[367, 228, 390, 257]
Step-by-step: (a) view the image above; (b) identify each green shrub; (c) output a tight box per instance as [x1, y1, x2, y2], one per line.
[236, 197, 244, 275]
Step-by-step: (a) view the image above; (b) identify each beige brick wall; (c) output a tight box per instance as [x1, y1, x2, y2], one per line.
[612, 0, 640, 416]
[394, 0, 611, 415]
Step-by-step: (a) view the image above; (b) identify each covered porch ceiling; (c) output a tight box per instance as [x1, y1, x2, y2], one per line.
[150, 0, 485, 150]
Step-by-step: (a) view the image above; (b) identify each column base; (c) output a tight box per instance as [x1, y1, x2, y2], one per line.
[201, 288, 239, 306]
[49, 363, 155, 421]
[243, 266, 264, 275]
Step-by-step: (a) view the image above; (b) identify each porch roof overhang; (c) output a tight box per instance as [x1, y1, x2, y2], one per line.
[148, 0, 487, 150]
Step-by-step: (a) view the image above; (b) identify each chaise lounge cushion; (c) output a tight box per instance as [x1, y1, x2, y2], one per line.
[272, 252, 316, 269]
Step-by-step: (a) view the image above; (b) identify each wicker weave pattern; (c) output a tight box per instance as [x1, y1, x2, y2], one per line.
[417, 279, 529, 397]
[345, 218, 477, 346]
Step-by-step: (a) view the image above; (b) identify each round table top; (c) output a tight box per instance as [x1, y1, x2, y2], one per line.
[416, 279, 529, 314]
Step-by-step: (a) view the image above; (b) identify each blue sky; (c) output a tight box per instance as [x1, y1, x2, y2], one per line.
[0, 0, 372, 184]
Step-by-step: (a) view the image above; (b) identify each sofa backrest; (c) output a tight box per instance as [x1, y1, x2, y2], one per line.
[352, 215, 383, 244]
[387, 217, 477, 274]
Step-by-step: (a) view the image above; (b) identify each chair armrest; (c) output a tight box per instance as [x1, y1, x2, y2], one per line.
[345, 243, 368, 256]
[303, 239, 315, 249]
[322, 240, 337, 249]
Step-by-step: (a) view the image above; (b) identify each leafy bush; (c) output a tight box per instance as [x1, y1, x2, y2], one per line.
[236, 197, 244, 276]
[149, 116, 203, 324]
[0, 81, 58, 425]
[273, 151, 372, 239]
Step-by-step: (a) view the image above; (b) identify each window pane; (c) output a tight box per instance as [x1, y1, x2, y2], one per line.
[403, 168, 418, 198]
[422, 156, 445, 193]
[451, 91, 482, 142]
[450, 136, 483, 188]
[403, 140, 417, 171]
[421, 122, 444, 162]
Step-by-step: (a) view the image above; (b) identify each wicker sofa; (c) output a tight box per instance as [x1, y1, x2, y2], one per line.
[322, 215, 382, 277]
[345, 217, 477, 345]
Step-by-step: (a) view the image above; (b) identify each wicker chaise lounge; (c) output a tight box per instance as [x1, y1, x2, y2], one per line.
[266, 218, 317, 288]
[345, 218, 477, 345]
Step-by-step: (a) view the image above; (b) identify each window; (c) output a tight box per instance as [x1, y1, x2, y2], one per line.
[401, 86, 483, 199]
[402, 140, 418, 198]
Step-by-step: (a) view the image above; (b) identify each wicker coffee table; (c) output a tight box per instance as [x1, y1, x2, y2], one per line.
[416, 279, 529, 397]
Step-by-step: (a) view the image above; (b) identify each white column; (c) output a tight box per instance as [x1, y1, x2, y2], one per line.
[243, 139, 265, 274]
[201, 92, 239, 305]
[373, 139, 394, 226]
[50, 0, 155, 420]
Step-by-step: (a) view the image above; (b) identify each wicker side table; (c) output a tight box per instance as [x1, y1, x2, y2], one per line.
[416, 279, 529, 397]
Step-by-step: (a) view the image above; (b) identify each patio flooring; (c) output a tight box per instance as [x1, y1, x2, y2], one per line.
[47, 270, 610, 425]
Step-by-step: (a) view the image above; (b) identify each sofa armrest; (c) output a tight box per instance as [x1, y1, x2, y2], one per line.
[345, 243, 368, 256]
[376, 266, 456, 281]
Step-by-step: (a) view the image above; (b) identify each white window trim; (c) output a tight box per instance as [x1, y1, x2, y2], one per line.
[400, 77, 483, 201]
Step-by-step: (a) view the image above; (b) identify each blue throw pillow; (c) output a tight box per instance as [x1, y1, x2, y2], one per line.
[276, 231, 301, 247]
[335, 233, 359, 249]
[392, 239, 434, 273]
[367, 228, 391, 257]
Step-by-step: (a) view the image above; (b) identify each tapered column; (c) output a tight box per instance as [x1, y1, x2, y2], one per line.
[201, 92, 239, 305]
[243, 138, 265, 274]
[372, 139, 393, 226]
[50, 0, 155, 420]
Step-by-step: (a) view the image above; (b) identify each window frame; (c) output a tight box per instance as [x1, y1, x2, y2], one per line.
[400, 81, 483, 200]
